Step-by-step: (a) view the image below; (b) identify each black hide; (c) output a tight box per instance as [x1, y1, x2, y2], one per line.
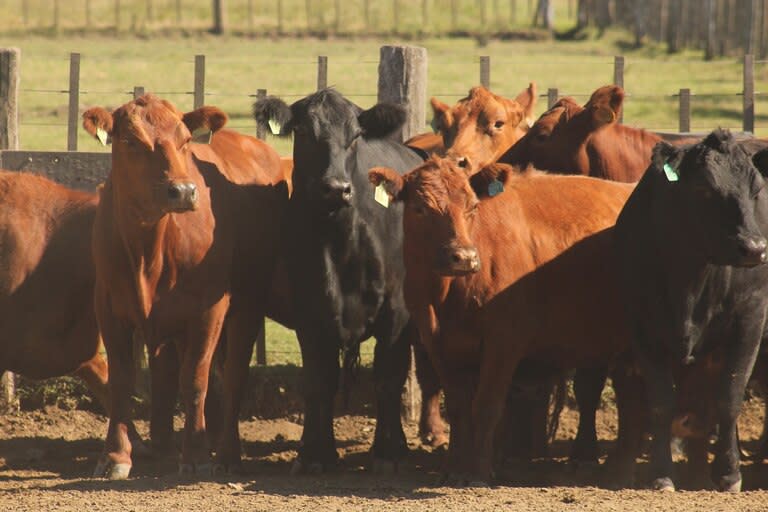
[614, 129, 768, 491]
[254, 88, 423, 467]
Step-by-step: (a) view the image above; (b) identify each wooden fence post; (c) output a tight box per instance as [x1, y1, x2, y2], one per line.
[744, 53, 755, 133]
[0, 48, 20, 151]
[0, 48, 19, 411]
[614, 55, 624, 123]
[212, 0, 226, 35]
[678, 88, 691, 133]
[480, 56, 490, 88]
[378, 45, 427, 422]
[255, 89, 267, 143]
[67, 53, 81, 152]
[194, 54, 205, 109]
[547, 87, 559, 108]
[317, 55, 328, 90]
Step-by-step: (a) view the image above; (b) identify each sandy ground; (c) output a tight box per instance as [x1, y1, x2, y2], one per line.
[3, 397, 768, 511]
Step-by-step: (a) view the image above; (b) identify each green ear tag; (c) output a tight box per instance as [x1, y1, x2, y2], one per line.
[96, 127, 108, 146]
[430, 117, 439, 134]
[374, 183, 390, 208]
[191, 126, 212, 144]
[488, 178, 504, 197]
[268, 119, 282, 136]
[663, 162, 679, 182]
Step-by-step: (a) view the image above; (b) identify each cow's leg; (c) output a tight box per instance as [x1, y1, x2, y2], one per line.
[470, 350, 521, 484]
[177, 298, 229, 476]
[414, 341, 448, 449]
[93, 310, 135, 480]
[605, 363, 647, 488]
[370, 323, 412, 470]
[684, 436, 713, 490]
[571, 367, 607, 464]
[634, 348, 676, 491]
[74, 353, 149, 458]
[149, 341, 179, 456]
[711, 328, 761, 492]
[214, 306, 261, 474]
[294, 329, 340, 472]
[442, 368, 476, 484]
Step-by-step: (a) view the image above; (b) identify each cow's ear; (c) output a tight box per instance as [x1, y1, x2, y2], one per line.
[358, 103, 406, 139]
[430, 97, 452, 133]
[368, 166, 406, 203]
[651, 141, 684, 182]
[82, 107, 113, 146]
[183, 106, 228, 135]
[588, 85, 623, 128]
[752, 148, 768, 177]
[470, 163, 514, 199]
[514, 82, 538, 128]
[252, 96, 292, 137]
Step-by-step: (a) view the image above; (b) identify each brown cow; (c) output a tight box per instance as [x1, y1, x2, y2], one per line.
[404, 83, 538, 447]
[406, 83, 537, 166]
[499, 85, 662, 182]
[83, 94, 289, 479]
[369, 158, 640, 483]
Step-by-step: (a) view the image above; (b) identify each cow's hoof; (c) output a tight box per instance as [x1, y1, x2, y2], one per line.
[371, 458, 399, 474]
[420, 432, 449, 450]
[93, 459, 132, 480]
[213, 462, 244, 476]
[651, 477, 675, 492]
[290, 459, 326, 475]
[718, 477, 742, 493]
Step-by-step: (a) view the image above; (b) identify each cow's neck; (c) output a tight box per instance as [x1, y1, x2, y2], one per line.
[113, 192, 180, 321]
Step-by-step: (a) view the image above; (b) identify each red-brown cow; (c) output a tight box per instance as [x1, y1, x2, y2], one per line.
[83, 94, 289, 479]
[406, 83, 537, 165]
[499, 85, 662, 182]
[369, 159, 640, 483]
[0, 171, 108, 408]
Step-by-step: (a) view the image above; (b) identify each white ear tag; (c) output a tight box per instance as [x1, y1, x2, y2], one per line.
[663, 162, 679, 182]
[96, 127, 108, 146]
[191, 126, 212, 144]
[374, 184, 390, 208]
[268, 119, 282, 135]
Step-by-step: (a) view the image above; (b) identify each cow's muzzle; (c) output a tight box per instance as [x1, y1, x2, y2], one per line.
[438, 246, 481, 276]
[735, 234, 768, 267]
[321, 179, 353, 211]
[166, 181, 198, 212]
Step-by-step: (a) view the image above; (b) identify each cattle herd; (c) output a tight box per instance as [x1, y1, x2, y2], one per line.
[2, 80, 768, 494]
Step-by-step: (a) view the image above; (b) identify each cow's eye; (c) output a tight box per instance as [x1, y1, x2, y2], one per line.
[494, 120, 505, 129]
[466, 202, 479, 216]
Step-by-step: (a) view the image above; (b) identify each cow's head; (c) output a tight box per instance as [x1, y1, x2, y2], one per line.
[431, 83, 537, 169]
[369, 158, 513, 276]
[501, 85, 624, 175]
[253, 88, 405, 215]
[83, 94, 227, 221]
[655, 129, 768, 267]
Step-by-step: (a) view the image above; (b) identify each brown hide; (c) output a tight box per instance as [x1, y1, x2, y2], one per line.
[83, 94, 289, 478]
[0, 171, 109, 405]
[405, 83, 537, 167]
[371, 158, 634, 479]
[500, 85, 662, 182]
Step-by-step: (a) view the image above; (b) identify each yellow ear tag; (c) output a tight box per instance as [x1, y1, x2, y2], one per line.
[96, 127, 108, 146]
[191, 126, 212, 144]
[374, 184, 390, 208]
[268, 119, 282, 135]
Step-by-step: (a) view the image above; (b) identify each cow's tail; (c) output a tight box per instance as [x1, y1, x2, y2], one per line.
[340, 344, 362, 410]
[547, 375, 567, 443]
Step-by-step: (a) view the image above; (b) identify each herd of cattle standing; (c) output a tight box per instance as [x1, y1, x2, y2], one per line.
[2, 79, 768, 494]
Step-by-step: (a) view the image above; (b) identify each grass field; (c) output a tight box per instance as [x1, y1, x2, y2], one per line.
[2, 27, 767, 366]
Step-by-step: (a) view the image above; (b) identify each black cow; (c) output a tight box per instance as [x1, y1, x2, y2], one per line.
[253, 88, 423, 471]
[614, 129, 768, 492]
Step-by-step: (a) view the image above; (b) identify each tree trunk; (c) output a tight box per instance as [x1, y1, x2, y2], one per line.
[533, 0, 554, 28]
[212, 0, 226, 34]
[704, 0, 716, 60]
[595, 0, 611, 32]
[666, 0, 682, 53]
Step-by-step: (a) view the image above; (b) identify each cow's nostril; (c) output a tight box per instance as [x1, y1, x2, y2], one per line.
[168, 185, 182, 200]
[343, 184, 352, 195]
[451, 252, 462, 263]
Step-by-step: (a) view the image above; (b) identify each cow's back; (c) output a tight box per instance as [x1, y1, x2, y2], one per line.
[0, 171, 99, 376]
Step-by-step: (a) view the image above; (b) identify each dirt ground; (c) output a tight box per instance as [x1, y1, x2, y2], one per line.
[4, 395, 768, 512]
